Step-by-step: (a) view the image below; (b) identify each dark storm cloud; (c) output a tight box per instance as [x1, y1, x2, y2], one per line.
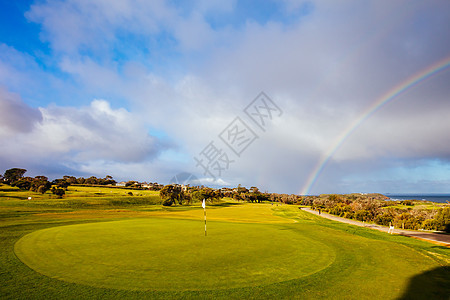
[0, 87, 42, 135]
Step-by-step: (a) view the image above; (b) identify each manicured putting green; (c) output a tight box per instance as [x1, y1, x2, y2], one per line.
[15, 218, 335, 291]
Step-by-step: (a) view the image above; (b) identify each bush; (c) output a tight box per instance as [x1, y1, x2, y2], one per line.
[37, 185, 47, 194]
[394, 213, 424, 230]
[12, 179, 31, 190]
[434, 208, 450, 232]
[52, 188, 66, 198]
[162, 198, 174, 206]
[355, 210, 371, 222]
[328, 204, 351, 217]
[191, 191, 203, 203]
[343, 211, 355, 219]
[422, 219, 437, 231]
[374, 213, 393, 226]
[160, 185, 184, 206]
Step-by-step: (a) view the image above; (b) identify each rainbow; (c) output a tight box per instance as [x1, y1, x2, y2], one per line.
[300, 55, 450, 195]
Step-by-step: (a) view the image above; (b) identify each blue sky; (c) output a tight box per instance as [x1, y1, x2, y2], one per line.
[0, 0, 449, 194]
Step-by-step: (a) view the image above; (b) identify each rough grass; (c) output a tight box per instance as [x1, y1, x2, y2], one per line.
[1, 185, 449, 299]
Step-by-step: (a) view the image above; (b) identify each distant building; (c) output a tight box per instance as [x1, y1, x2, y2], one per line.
[143, 182, 164, 190]
[116, 181, 126, 187]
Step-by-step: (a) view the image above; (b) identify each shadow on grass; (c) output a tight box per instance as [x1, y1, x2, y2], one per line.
[397, 266, 450, 300]
[434, 229, 450, 236]
[0, 195, 28, 199]
[431, 245, 450, 250]
[208, 202, 244, 208]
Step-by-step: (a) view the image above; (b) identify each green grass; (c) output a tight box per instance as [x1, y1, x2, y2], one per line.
[0, 184, 161, 209]
[15, 218, 334, 291]
[1, 185, 449, 299]
[383, 202, 447, 211]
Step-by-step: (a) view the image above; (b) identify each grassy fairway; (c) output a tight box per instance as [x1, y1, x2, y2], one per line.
[1, 187, 449, 299]
[0, 184, 161, 209]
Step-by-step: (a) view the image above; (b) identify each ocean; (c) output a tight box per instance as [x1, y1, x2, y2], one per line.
[385, 194, 450, 204]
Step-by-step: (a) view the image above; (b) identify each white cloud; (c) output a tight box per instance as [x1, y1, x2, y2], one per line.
[0, 99, 172, 179]
[38, 99, 166, 162]
[26, 0, 172, 55]
[25, 0, 225, 58]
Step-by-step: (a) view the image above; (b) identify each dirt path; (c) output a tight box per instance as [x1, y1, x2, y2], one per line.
[301, 207, 450, 247]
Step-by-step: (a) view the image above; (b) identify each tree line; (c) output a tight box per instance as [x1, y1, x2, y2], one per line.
[159, 185, 223, 206]
[158, 184, 294, 206]
[1, 168, 57, 195]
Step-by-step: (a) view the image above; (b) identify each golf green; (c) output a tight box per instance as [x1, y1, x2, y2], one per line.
[14, 218, 335, 291]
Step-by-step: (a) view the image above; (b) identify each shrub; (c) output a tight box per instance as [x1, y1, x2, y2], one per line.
[37, 185, 47, 194]
[422, 219, 437, 231]
[355, 210, 371, 222]
[343, 211, 355, 219]
[394, 213, 424, 230]
[434, 208, 450, 232]
[375, 213, 393, 226]
[162, 198, 174, 206]
[52, 188, 65, 198]
[12, 179, 31, 190]
[328, 204, 351, 217]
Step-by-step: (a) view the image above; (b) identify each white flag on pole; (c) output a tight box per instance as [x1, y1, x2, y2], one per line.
[202, 199, 206, 209]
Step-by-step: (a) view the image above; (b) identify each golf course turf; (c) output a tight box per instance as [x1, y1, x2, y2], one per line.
[15, 218, 335, 291]
[1, 188, 449, 299]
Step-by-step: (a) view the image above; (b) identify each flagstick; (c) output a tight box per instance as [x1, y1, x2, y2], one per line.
[204, 206, 207, 236]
